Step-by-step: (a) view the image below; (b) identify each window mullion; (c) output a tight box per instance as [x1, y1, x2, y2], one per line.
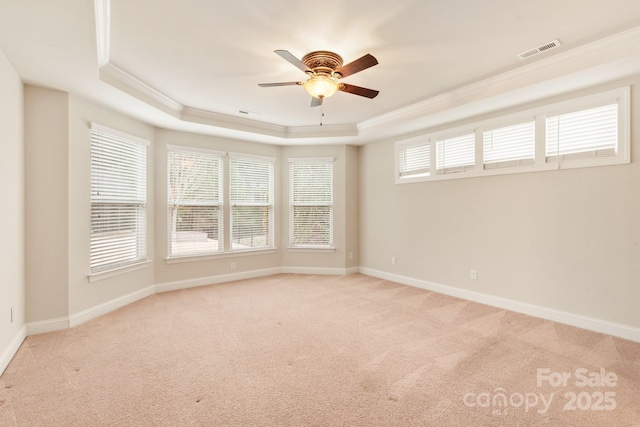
[474, 128, 483, 171]
[223, 154, 230, 253]
[535, 113, 547, 167]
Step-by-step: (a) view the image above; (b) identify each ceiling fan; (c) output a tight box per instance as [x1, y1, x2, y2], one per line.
[259, 50, 379, 107]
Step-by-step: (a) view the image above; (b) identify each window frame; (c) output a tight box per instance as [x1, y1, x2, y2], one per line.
[166, 145, 225, 259]
[435, 131, 476, 175]
[395, 86, 630, 184]
[288, 157, 335, 250]
[165, 147, 278, 263]
[544, 100, 623, 168]
[89, 122, 149, 277]
[229, 152, 275, 253]
[395, 137, 431, 183]
[482, 119, 536, 169]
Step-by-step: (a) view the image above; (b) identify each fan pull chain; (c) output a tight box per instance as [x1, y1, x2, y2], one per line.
[320, 103, 325, 126]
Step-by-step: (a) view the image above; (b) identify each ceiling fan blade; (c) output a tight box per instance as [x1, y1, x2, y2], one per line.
[258, 82, 302, 87]
[339, 83, 379, 99]
[335, 54, 378, 78]
[274, 50, 311, 73]
[310, 96, 323, 108]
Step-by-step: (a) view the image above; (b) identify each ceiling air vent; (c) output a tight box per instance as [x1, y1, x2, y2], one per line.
[517, 39, 562, 60]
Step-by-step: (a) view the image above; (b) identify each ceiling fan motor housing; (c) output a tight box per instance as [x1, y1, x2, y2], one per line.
[302, 51, 344, 77]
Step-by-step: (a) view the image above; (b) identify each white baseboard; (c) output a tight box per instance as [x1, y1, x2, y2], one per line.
[0, 326, 26, 376]
[26, 317, 69, 335]
[69, 285, 156, 328]
[155, 267, 282, 293]
[21, 266, 356, 339]
[359, 267, 640, 343]
[281, 266, 356, 275]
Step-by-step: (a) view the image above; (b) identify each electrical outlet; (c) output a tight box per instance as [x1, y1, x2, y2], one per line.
[391, 256, 396, 265]
[230, 262, 236, 270]
[348, 252, 353, 260]
[470, 270, 477, 280]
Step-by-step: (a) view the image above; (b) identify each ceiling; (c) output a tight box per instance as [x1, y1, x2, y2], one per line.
[2, 0, 640, 145]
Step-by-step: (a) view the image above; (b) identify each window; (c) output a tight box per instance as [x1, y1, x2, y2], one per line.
[90, 123, 148, 273]
[167, 146, 223, 257]
[436, 133, 475, 174]
[397, 139, 430, 181]
[289, 158, 334, 248]
[395, 86, 629, 183]
[230, 154, 274, 251]
[483, 121, 535, 169]
[546, 103, 617, 160]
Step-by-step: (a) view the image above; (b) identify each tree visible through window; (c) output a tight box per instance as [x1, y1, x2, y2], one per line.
[167, 147, 223, 257]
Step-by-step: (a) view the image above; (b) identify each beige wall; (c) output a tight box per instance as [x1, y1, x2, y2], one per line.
[67, 95, 156, 315]
[20, 86, 359, 326]
[24, 86, 69, 323]
[153, 129, 282, 285]
[24, 86, 156, 321]
[16, 71, 639, 339]
[0, 50, 25, 357]
[345, 145, 360, 269]
[359, 79, 640, 329]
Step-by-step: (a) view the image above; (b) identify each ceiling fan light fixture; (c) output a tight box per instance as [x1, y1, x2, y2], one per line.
[259, 50, 379, 103]
[304, 75, 339, 99]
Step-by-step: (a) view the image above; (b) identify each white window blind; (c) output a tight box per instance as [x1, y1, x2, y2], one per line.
[546, 103, 618, 159]
[289, 159, 333, 247]
[436, 133, 475, 174]
[167, 148, 223, 257]
[483, 121, 535, 168]
[395, 87, 628, 184]
[399, 142, 430, 178]
[230, 155, 274, 251]
[90, 125, 147, 273]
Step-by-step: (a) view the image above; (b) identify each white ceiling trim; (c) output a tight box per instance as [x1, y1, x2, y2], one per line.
[99, 62, 183, 117]
[94, 0, 640, 144]
[285, 124, 358, 138]
[359, 25, 640, 132]
[93, 0, 110, 67]
[181, 106, 289, 138]
[93, 0, 360, 140]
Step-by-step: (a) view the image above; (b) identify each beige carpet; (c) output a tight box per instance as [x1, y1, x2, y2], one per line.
[1, 274, 639, 426]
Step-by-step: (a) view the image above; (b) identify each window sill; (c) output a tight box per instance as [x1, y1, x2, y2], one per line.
[396, 163, 557, 184]
[165, 248, 277, 264]
[396, 153, 630, 184]
[287, 246, 336, 254]
[88, 260, 151, 283]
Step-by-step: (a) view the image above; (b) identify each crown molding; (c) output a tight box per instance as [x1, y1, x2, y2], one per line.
[94, 0, 640, 144]
[285, 123, 358, 138]
[359, 26, 640, 133]
[181, 106, 286, 138]
[99, 63, 183, 117]
[99, 63, 364, 139]
[90, 0, 364, 141]
[181, 107, 359, 139]
[94, 0, 110, 67]
[100, 63, 363, 139]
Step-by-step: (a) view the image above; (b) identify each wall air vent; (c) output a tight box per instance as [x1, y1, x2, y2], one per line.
[517, 39, 562, 60]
